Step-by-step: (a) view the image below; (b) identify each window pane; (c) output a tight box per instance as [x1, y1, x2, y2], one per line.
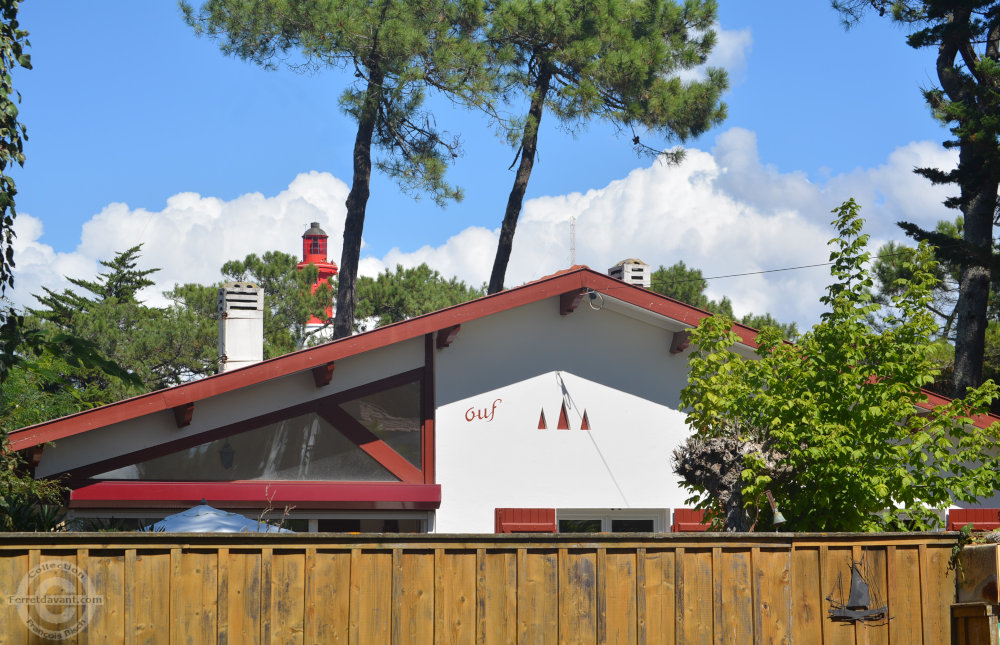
[610, 519, 655, 533]
[340, 379, 422, 467]
[559, 519, 602, 533]
[94, 412, 398, 482]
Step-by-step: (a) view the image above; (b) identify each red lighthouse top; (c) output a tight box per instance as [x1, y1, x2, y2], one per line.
[297, 222, 339, 277]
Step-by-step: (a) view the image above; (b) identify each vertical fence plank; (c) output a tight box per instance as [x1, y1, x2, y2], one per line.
[712, 548, 722, 645]
[791, 547, 822, 645]
[888, 546, 921, 645]
[124, 549, 135, 645]
[312, 550, 349, 644]
[861, 546, 889, 645]
[0, 551, 28, 645]
[640, 549, 675, 645]
[479, 550, 516, 645]
[217, 548, 229, 645]
[226, 550, 260, 645]
[518, 548, 558, 645]
[822, 546, 857, 645]
[635, 548, 646, 645]
[260, 549, 272, 645]
[756, 549, 791, 645]
[559, 548, 597, 645]
[438, 550, 476, 645]
[719, 549, 753, 644]
[597, 548, 607, 645]
[132, 550, 169, 645]
[26, 549, 42, 645]
[397, 550, 434, 645]
[922, 544, 955, 644]
[674, 548, 684, 645]
[303, 548, 316, 645]
[357, 550, 392, 645]
[681, 549, 713, 645]
[178, 551, 217, 645]
[271, 550, 304, 644]
[605, 550, 637, 644]
[86, 550, 125, 644]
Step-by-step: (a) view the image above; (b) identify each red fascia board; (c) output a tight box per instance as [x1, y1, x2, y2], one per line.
[915, 389, 1000, 429]
[69, 481, 441, 511]
[12, 267, 741, 451]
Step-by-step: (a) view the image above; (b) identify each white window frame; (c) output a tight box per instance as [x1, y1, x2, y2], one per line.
[556, 508, 669, 533]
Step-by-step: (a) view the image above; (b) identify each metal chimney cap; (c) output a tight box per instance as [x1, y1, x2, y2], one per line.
[303, 222, 327, 237]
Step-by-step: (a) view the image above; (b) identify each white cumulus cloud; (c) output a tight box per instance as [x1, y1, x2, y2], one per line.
[7, 128, 961, 331]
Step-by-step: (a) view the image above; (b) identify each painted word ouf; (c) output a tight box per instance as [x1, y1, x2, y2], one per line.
[465, 399, 502, 423]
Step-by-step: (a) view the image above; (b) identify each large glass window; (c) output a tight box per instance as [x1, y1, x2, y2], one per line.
[340, 380, 422, 467]
[94, 412, 399, 481]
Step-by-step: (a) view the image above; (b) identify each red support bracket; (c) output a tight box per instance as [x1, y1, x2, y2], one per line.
[312, 362, 335, 387]
[560, 289, 587, 315]
[670, 330, 691, 354]
[173, 403, 194, 428]
[436, 325, 461, 349]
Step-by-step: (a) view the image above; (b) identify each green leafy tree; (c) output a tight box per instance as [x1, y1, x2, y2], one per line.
[219, 250, 335, 356]
[651, 261, 798, 340]
[678, 199, 1000, 531]
[835, 1, 1000, 398]
[485, 0, 727, 293]
[355, 263, 484, 330]
[184, 0, 491, 340]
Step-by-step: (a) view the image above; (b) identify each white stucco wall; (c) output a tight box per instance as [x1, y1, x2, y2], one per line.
[433, 296, 696, 532]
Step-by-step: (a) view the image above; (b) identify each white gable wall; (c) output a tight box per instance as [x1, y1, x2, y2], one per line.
[434, 296, 695, 532]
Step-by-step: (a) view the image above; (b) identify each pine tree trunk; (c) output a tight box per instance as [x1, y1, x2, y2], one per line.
[487, 62, 553, 295]
[952, 157, 997, 397]
[334, 70, 384, 340]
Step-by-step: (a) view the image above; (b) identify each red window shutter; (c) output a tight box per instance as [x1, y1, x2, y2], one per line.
[494, 508, 557, 533]
[948, 508, 1000, 531]
[671, 508, 710, 532]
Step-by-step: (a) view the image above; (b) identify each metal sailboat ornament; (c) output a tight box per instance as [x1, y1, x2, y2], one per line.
[826, 555, 888, 622]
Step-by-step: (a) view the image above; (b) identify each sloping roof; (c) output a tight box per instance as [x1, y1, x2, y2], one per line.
[10, 264, 998, 450]
[10, 266, 744, 451]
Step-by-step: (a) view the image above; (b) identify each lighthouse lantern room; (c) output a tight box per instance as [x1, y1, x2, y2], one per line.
[297, 222, 339, 337]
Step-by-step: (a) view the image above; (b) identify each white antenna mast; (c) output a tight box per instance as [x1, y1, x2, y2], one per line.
[569, 217, 576, 266]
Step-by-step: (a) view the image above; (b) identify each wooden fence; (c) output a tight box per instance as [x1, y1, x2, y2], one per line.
[0, 532, 964, 644]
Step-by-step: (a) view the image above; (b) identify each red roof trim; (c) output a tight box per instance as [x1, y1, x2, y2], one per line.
[69, 481, 441, 511]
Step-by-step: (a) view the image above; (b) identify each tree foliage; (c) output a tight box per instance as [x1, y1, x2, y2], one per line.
[678, 200, 1000, 531]
[485, 0, 728, 293]
[834, 0, 1000, 397]
[354, 263, 484, 330]
[184, 0, 491, 340]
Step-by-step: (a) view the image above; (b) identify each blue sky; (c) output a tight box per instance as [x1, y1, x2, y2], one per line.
[7, 1, 957, 327]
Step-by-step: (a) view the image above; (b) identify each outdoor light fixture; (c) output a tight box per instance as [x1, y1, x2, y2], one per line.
[219, 440, 235, 470]
[765, 490, 787, 528]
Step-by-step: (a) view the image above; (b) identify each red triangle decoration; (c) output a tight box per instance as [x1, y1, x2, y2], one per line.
[537, 410, 547, 430]
[557, 403, 570, 430]
[580, 410, 590, 431]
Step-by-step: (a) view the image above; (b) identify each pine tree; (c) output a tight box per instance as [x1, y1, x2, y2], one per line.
[484, 0, 727, 293]
[834, 0, 1000, 397]
[183, 0, 491, 340]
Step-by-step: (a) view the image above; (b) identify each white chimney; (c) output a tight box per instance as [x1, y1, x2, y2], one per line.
[218, 282, 264, 373]
[608, 258, 651, 289]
